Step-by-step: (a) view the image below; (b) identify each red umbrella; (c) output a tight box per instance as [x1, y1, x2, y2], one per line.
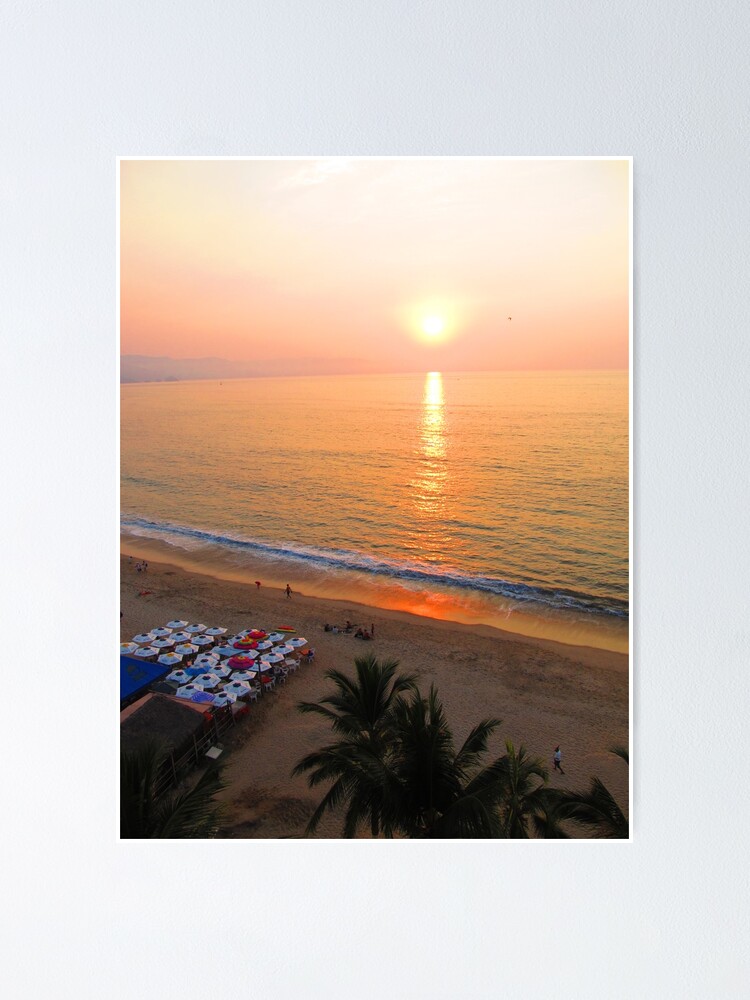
[228, 654, 257, 670]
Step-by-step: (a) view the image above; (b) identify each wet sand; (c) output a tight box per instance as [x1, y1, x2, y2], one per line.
[121, 554, 629, 838]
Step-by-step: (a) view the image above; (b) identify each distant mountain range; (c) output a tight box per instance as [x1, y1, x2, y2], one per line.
[120, 355, 380, 383]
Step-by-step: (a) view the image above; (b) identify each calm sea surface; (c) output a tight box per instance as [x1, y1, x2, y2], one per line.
[120, 371, 629, 651]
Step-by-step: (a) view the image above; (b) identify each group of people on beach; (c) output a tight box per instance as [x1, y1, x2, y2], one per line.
[128, 556, 148, 573]
[323, 620, 375, 640]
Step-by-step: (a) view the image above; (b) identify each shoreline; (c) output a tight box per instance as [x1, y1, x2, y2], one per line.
[120, 532, 629, 655]
[121, 553, 628, 838]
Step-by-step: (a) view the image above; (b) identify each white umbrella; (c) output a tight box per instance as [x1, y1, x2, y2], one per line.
[166, 620, 188, 629]
[275, 644, 295, 656]
[256, 660, 275, 673]
[255, 640, 273, 650]
[212, 644, 236, 658]
[194, 652, 219, 667]
[133, 632, 155, 644]
[170, 630, 192, 643]
[120, 641, 138, 655]
[266, 632, 285, 643]
[174, 643, 199, 655]
[289, 637, 308, 648]
[158, 652, 183, 666]
[223, 680, 252, 697]
[185, 623, 207, 633]
[212, 691, 237, 707]
[205, 626, 227, 636]
[176, 683, 205, 699]
[192, 672, 221, 689]
[192, 634, 213, 647]
[132, 645, 158, 659]
[230, 669, 257, 682]
[151, 626, 172, 638]
[166, 669, 192, 684]
[260, 652, 283, 664]
[152, 637, 175, 649]
[209, 663, 231, 678]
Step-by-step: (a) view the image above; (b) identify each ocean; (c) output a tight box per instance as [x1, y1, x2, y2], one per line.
[120, 371, 629, 652]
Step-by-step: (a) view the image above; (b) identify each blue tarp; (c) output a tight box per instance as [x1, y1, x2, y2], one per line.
[121, 655, 170, 704]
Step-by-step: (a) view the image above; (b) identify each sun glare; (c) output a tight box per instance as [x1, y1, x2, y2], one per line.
[421, 315, 444, 337]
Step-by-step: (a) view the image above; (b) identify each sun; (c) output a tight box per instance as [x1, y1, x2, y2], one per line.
[421, 315, 445, 337]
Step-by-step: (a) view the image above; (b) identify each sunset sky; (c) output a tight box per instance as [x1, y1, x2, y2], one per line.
[120, 158, 629, 373]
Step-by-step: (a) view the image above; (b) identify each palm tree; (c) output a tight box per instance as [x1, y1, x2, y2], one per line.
[121, 742, 226, 838]
[495, 740, 551, 838]
[293, 654, 417, 836]
[295, 665, 557, 838]
[387, 685, 508, 838]
[556, 746, 629, 838]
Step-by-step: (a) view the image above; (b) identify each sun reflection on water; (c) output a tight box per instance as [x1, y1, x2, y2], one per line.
[407, 372, 456, 562]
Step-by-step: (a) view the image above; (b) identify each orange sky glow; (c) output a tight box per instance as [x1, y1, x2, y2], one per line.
[120, 158, 629, 373]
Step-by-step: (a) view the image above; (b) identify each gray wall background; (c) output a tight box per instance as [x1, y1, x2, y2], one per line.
[3, 2, 748, 997]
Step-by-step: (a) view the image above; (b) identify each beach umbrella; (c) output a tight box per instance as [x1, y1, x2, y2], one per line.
[185, 623, 207, 633]
[266, 632, 285, 643]
[230, 669, 257, 682]
[192, 634, 213, 647]
[288, 637, 308, 648]
[191, 691, 214, 704]
[275, 644, 295, 656]
[248, 629, 267, 639]
[152, 637, 175, 649]
[208, 662, 231, 679]
[233, 637, 258, 649]
[120, 641, 139, 655]
[185, 662, 206, 675]
[206, 663, 232, 678]
[277, 626, 296, 633]
[192, 672, 221, 689]
[260, 652, 283, 664]
[227, 654, 257, 670]
[170, 631, 192, 643]
[194, 652, 219, 666]
[174, 642, 199, 655]
[212, 691, 237, 707]
[211, 644, 236, 658]
[176, 683, 205, 699]
[158, 651, 183, 667]
[256, 660, 275, 673]
[223, 680, 252, 698]
[166, 620, 188, 629]
[204, 626, 227, 636]
[133, 632, 156, 644]
[151, 626, 173, 638]
[255, 640, 273, 650]
[166, 669, 192, 684]
[132, 645, 158, 659]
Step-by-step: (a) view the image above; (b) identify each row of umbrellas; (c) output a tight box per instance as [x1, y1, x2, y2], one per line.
[121, 621, 308, 674]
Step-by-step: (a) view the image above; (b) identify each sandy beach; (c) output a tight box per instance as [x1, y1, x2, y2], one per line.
[121, 554, 629, 838]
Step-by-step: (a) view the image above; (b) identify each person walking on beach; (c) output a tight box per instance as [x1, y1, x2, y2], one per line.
[553, 746, 564, 774]
[255, 580, 261, 589]
[285, 584, 292, 599]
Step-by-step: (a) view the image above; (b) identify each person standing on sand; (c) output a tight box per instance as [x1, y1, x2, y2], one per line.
[255, 581, 261, 589]
[553, 746, 564, 774]
[371, 623, 375, 636]
[285, 584, 292, 598]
